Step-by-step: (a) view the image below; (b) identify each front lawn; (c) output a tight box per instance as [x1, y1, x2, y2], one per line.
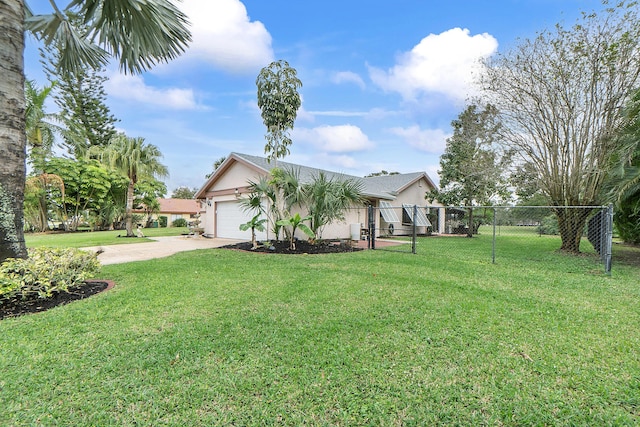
[24, 227, 190, 248]
[1, 236, 639, 425]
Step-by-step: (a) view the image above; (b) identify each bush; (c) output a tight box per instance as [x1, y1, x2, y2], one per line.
[172, 218, 188, 228]
[158, 216, 168, 228]
[537, 214, 559, 235]
[0, 248, 100, 301]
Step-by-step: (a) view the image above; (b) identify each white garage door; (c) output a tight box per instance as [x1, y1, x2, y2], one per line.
[216, 201, 268, 240]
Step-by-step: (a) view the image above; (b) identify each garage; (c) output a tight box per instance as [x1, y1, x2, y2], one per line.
[215, 200, 268, 240]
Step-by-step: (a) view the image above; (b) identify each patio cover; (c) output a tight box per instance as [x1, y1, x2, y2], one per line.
[379, 201, 400, 223]
[402, 204, 431, 227]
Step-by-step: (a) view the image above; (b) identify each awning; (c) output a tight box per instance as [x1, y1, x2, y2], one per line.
[402, 204, 431, 227]
[379, 201, 400, 223]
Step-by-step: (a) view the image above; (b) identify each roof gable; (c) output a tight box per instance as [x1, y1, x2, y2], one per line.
[196, 152, 436, 201]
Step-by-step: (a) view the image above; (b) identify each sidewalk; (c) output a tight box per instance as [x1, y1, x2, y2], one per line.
[81, 235, 243, 265]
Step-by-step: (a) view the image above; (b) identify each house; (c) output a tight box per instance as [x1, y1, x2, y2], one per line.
[194, 152, 445, 240]
[134, 198, 202, 227]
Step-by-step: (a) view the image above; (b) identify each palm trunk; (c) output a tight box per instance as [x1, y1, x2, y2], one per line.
[0, 1, 27, 262]
[125, 180, 135, 237]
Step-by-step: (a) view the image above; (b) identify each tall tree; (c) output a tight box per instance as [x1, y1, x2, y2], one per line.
[25, 79, 61, 172]
[100, 134, 168, 237]
[605, 88, 640, 244]
[427, 103, 512, 237]
[0, 0, 190, 263]
[45, 156, 113, 231]
[41, 15, 118, 157]
[171, 186, 197, 199]
[256, 60, 302, 164]
[481, 1, 640, 253]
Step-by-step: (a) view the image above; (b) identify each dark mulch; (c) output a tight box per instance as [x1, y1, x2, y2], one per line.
[223, 239, 363, 254]
[0, 280, 114, 320]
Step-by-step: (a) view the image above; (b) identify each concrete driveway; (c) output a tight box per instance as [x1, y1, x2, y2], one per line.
[81, 235, 244, 265]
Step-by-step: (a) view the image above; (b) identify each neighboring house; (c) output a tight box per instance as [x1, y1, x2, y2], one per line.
[134, 198, 202, 227]
[194, 152, 445, 240]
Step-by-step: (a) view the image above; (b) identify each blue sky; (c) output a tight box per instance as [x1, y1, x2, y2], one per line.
[24, 0, 605, 192]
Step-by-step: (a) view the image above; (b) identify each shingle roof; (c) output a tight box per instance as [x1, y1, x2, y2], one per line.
[231, 152, 434, 201]
[157, 198, 200, 214]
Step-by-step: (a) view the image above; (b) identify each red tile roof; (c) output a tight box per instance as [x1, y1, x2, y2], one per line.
[157, 198, 200, 214]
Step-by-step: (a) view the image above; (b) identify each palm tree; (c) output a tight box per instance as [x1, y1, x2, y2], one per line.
[304, 173, 365, 239]
[0, 0, 190, 262]
[25, 80, 62, 172]
[101, 134, 168, 237]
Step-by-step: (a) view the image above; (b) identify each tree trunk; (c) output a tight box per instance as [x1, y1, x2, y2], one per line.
[0, 1, 27, 262]
[125, 180, 135, 237]
[555, 207, 592, 253]
[466, 207, 474, 238]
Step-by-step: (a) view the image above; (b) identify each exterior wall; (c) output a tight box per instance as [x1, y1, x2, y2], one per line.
[376, 178, 443, 236]
[201, 162, 268, 238]
[210, 162, 264, 192]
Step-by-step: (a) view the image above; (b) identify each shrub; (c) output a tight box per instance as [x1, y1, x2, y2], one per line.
[537, 215, 559, 235]
[172, 218, 188, 228]
[158, 216, 168, 228]
[0, 248, 100, 301]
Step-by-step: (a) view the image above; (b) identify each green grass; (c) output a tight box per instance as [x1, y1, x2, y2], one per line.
[24, 227, 190, 248]
[1, 235, 639, 425]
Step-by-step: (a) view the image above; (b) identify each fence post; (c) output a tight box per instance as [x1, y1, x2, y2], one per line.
[492, 207, 497, 264]
[412, 205, 417, 254]
[368, 204, 375, 250]
[604, 204, 613, 275]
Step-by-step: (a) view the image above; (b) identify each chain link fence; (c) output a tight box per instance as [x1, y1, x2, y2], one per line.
[361, 204, 613, 274]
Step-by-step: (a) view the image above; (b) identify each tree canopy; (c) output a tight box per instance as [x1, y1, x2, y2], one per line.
[481, 1, 640, 252]
[428, 103, 512, 236]
[0, 0, 191, 262]
[256, 60, 302, 163]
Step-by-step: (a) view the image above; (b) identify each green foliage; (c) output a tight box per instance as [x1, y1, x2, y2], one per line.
[428, 103, 512, 236]
[24, 79, 61, 172]
[100, 133, 168, 237]
[136, 177, 167, 227]
[172, 218, 188, 228]
[45, 157, 114, 230]
[537, 215, 560, 235]
[171, 186, 197, 199]
[304, 172, 365, 238]
[158, 216, 168, 228]
[605, 87, 640, 244]
[256, 60, 302, 163]
[25, 0, 191, 76]
[0, 247, 99, 300]
[482, 1, 640, 252]
[364, 170, 399, 177]
[239, 214, 267, 249]
[277, 213, 315, 250]
[429, 103, 511, 207]
[40, 13, 118, 157]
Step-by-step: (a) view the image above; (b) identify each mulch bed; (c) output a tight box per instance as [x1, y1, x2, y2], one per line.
[223, 239, 364, 254]
[0, 280, 115, 320]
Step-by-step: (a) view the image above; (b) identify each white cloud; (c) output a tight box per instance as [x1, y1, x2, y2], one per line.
[389, 125, 449, 154]
[294, 125, 374, 153]
[369, 28, 498, 102]
[106, 73, 204, 110]
[331, 71, 366, 89]
[173, 0, 274, 74]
